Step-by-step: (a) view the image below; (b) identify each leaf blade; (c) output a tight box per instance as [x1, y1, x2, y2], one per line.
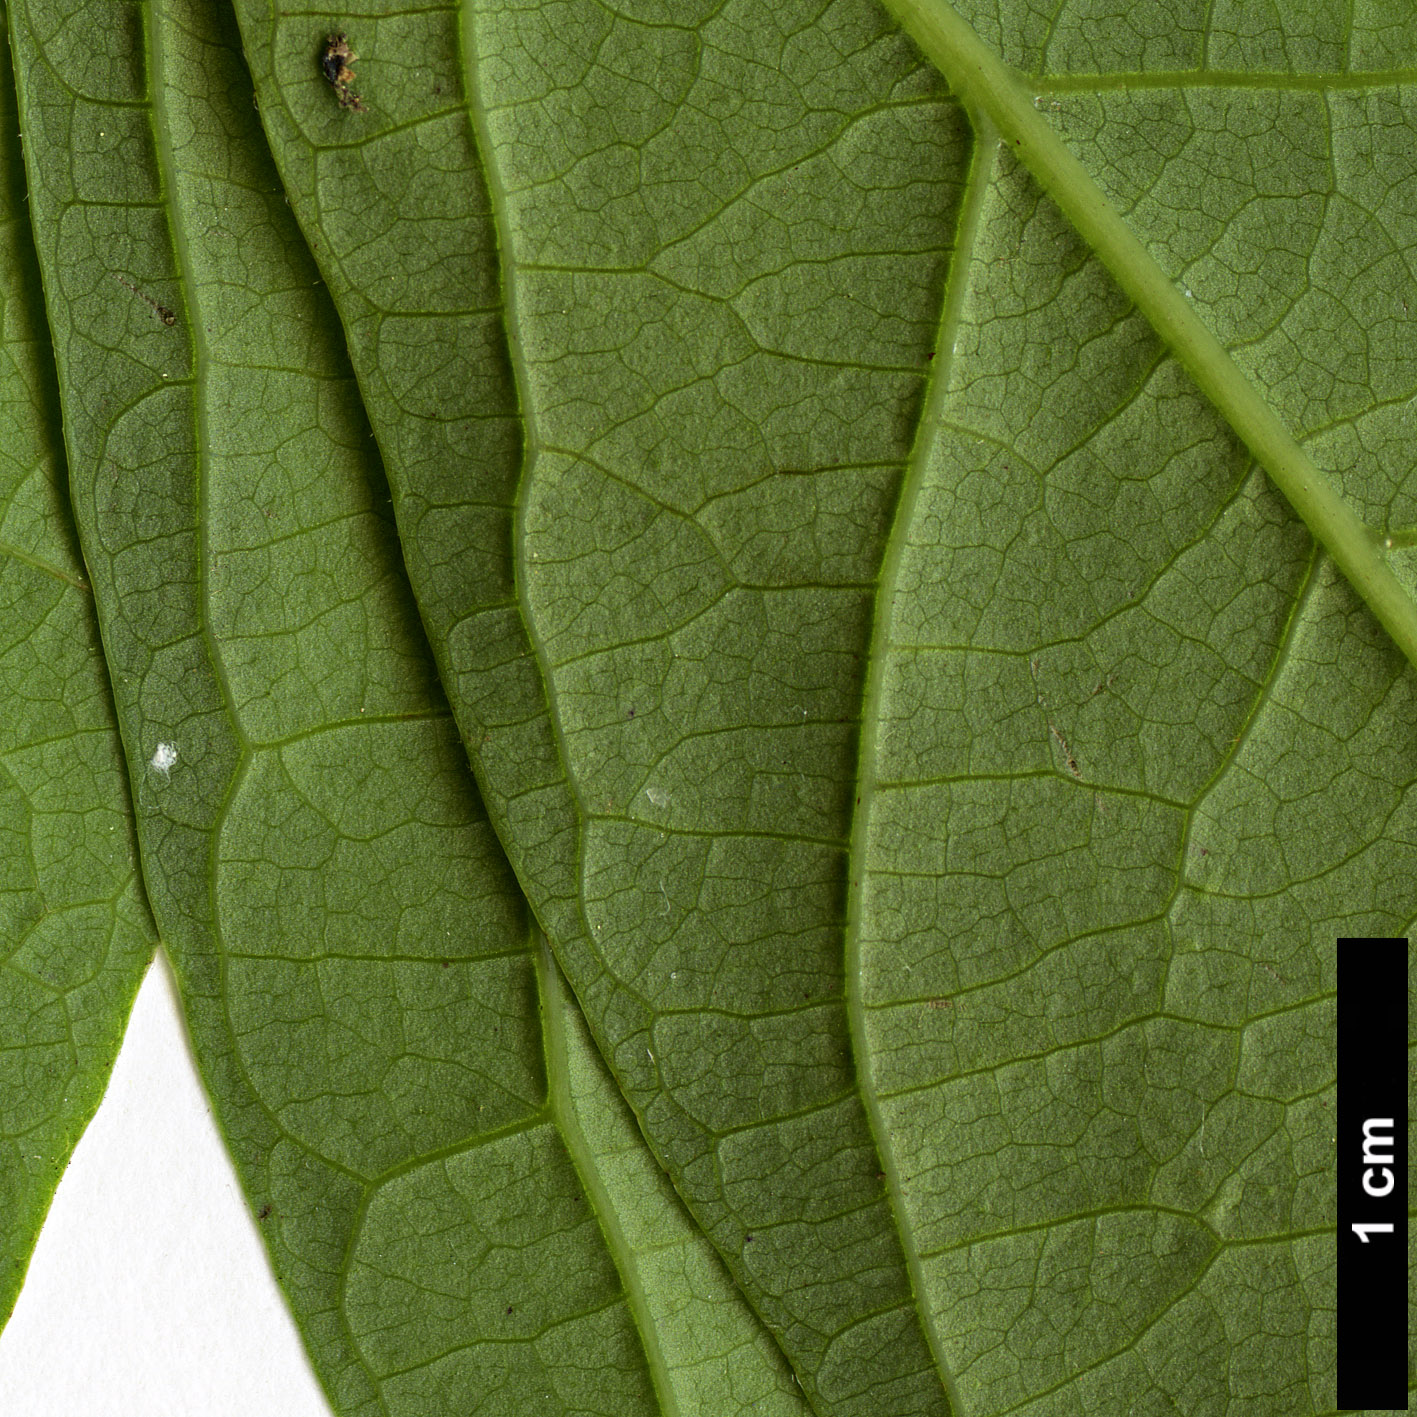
[0, 0, 155, 1327]
[848, 18, 1405, 1412]
[232, 0, 965, 1409]
[881, 0, 1417, 669]
[6, 0, 683, 1410]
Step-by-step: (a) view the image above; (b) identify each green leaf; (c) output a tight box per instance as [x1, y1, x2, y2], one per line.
[0, 0, 1402, 1411]
[0, 2, 153, 1327]
[4, 0, 813, 1411]
[884, 0, 1417, 664]
[232, 0, 1385, 1410]
[232, 0, 1394, 1411]
[233, 1, 958, 1409]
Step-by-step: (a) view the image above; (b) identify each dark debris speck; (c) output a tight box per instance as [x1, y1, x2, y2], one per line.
[321, 33, 365, 111]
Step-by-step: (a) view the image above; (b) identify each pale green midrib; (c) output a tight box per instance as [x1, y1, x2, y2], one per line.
[536, 935, 681, 1417]
[878, 0, 1417, 673]
[842, 131, 997, 1417]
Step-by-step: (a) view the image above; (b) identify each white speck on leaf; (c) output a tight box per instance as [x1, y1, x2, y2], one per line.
[645, 786, 669, 807]
[150, 742, 178, 777]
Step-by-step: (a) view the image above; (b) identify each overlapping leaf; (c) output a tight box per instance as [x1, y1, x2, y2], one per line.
[234, 0, 1398, 1411]
[233, 0, 957, 1409]
[0, 0, 153, 1327]
[3, 0, 814, 1410]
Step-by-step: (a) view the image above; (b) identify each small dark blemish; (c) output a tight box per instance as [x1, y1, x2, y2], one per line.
[257, 1203, 272, 1221]
[506, 1305, 514, 1315]
[113, 273, 176, 326]
[627, 706, 636, 719]
[1048, 722, 1081, 779]
[321, 33, 365, 111]
[320, 32, 349, 85]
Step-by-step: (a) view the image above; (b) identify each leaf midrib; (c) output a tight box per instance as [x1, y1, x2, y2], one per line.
[537, 936, 685, 1417]
[881, 0, 1417, 671]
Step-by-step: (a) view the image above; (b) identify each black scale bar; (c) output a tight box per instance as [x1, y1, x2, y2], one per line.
[1337, 937, 1409, 1410]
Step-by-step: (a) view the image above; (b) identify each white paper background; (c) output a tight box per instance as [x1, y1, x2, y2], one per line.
[0, 955, 335, 1415]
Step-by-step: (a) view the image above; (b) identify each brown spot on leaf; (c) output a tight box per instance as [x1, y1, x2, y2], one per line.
[321, 33, 366, 111]
[113, 273, 176, 326]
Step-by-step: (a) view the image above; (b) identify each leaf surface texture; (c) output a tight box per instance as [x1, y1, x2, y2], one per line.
[0, 0, 154, 1327]
[1, 0, 1406, 1413]
[4, 0, 809, 1410]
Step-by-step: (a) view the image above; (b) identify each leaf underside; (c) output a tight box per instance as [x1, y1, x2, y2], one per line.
[0, 0, 1409, 1414]
[0, 3, 154, 1330]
